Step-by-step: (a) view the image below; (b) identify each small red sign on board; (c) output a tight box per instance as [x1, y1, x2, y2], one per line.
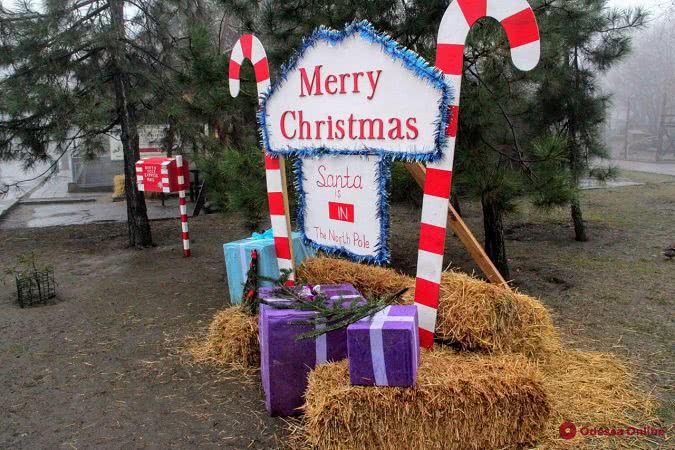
[135, 157, 189, 193]
[328, 201, 355, 223]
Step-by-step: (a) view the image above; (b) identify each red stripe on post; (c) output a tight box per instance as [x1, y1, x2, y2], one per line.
[456, 0, 487, 26]
[447, 105, 459, 137]
[267, 192, 285, 215]
[179, 197, 186, 206]
[419, 223, 446, 255]
[182, 232, 189, 241]
[254, 58, 269, 83]
[274, 237, 292, 260]
[414, 277, 440, 308]
[228, 60, 241, 80]
[501, 8, 540, 48]
[183, 249, 191, 257]
[265, 155, 280, 170]
[435, 44, 464, 75]
[423, 168, 453, 199]
[419, 328, 435, 348]
[240, 34, 253, 60]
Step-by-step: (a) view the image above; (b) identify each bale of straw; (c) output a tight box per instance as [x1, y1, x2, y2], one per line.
[537, 350, 657, 449]
[297, 256, 414, 298]
[189, 306, 259, 369]
[300, 348, 550, 450]
[113, 175, 125, 198]
[298, 256, 559, 359]
[432, 271, 560, 359]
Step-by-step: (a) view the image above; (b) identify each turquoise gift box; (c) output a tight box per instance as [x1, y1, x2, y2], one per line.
[223, 230, 317, 304]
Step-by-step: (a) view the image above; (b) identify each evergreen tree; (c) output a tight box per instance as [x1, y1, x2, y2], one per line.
[529, 0, 647, 241]
[0, 1, 152, 246]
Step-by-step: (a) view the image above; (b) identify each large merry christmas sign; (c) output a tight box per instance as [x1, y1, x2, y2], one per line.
[259, 22, 451, 263]
[230, 1, 541, 347]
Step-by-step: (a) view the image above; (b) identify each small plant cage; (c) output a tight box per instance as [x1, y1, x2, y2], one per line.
[15, 269, 56, 308]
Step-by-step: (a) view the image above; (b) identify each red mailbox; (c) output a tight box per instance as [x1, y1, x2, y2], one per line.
[135, 155, 192, 257]
[135, 157, 189, 193]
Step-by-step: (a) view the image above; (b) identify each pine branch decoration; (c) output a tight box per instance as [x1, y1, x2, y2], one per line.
[260, 285, 409, 340]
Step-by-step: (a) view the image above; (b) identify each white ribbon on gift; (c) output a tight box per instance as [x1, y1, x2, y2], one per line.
[315, 322, 327, 365]
[368, 306, 415, 386]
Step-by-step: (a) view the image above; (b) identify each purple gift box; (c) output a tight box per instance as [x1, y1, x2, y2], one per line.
[258, 284, 364, 416]
[347, 305, 420, 387]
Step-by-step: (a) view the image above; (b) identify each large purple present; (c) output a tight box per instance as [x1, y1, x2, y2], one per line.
[258, 284, 364, 416]
[347, 305, 420, 387]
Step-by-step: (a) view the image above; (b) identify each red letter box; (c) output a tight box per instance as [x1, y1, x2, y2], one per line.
[135, 157, 189, 193]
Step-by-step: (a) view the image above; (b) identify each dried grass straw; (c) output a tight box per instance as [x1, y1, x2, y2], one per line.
[298, 347, 550, 450]
[536, 350, 657, 449]
[191, 256, 657, 449]
[298, 256, 560, 359]
[188, 306, 259, 370]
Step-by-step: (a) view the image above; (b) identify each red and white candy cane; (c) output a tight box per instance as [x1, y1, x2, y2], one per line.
[175, 155, 191, 257]
[414, 0, 541, 348]
[229, 35, 296, 286]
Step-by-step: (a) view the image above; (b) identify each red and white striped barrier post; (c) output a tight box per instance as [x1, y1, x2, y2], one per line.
[414, 0, 541, 348]
[229, 35, 296, 286]
[175, 155, 190, 257]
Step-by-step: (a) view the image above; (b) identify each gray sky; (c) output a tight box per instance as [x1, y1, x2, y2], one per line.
[609, 0, 671, 11]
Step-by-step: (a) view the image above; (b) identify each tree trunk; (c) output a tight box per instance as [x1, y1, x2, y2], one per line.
[481, 193, 510, 280]
[570, 197, 588, 242]
[110, 0, 153, 248]
[568, 45, 588, 242]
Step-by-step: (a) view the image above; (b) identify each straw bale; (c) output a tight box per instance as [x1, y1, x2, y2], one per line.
[298, 256, 559, 359]
[113, 175, 125, 197]
[297, 256, 414, 298]
[300, 348, 550, 450]
[536, 350, 657, 449]
[189, 306, 259, 369]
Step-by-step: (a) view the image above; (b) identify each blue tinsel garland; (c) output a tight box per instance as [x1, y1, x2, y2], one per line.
[258, 20, 453, 164]
[294, 155, 392, 265]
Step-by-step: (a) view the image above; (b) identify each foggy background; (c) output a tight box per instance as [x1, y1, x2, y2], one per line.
[603, 0, 675, 168]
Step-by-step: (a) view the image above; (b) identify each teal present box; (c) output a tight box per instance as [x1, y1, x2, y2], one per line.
[223, 231, 316, 304]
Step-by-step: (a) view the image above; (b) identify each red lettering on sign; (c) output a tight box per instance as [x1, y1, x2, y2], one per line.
[328, 202, 355, 223]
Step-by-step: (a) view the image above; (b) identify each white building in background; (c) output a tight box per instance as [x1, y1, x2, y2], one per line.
[72, 125, 174, 192]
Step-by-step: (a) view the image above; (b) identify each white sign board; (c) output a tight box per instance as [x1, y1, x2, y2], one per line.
[298, 155, 387, 261]
[259, 22, 450, 264]
[260, 24, 450, 162]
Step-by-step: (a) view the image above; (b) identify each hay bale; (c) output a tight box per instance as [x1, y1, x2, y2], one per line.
[537, 350, 657, 449]
[297, 256, 414, 298]
[300, 348, 549, 450]
[189, 306, 259, 369]
[298, 256, 559, 359]
[433, 271, 560, 359]
[113, 175, 125, 198]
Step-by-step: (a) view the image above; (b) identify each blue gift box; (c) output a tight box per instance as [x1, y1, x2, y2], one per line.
[223, 230, 316, 304]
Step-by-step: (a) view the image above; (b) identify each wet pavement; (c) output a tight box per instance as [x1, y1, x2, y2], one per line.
[610, 159, 675, 176]
[1, 167, 191, 229]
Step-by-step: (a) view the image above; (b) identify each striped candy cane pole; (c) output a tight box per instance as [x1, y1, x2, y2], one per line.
[414, 0, 541, 348]
[229, 35, 296, 286]
[175, 155, 191, 257]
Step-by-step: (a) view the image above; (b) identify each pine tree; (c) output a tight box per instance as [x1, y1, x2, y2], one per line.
[0, 1, 199, 247]
[529, 0, 647, 242]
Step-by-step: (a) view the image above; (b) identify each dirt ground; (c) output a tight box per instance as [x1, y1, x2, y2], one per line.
[1, 169, 673, 448]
